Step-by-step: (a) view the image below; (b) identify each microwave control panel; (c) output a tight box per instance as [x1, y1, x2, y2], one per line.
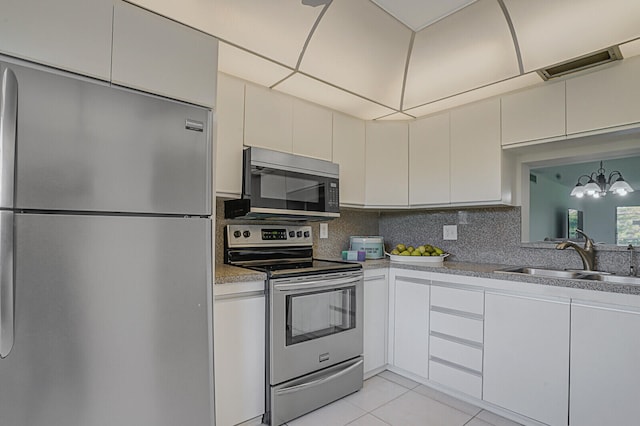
[327, 179, 340, 210]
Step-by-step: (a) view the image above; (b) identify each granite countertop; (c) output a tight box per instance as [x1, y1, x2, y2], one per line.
[215, 258, 640, 296]
[215, 264, 266, 284]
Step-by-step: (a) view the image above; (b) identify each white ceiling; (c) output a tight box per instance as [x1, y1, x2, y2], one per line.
[129, 0, 640, 120]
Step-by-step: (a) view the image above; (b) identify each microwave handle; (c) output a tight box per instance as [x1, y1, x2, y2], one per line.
[242, 147, 251, 197]
[273, 276, 361, 292]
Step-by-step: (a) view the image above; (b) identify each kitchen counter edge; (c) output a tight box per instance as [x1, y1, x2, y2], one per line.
[216, 259, 640, 296]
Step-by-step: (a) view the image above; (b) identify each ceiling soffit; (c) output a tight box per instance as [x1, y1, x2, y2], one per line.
[126, 0, 640, 121]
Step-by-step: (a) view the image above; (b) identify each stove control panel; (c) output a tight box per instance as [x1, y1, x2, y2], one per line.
[226, 224, 313, 247]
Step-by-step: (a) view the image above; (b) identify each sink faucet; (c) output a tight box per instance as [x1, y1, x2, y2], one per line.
[555, 229, 596, 271]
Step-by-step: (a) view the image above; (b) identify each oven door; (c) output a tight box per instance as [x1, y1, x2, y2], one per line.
[270, 271, 363, 385]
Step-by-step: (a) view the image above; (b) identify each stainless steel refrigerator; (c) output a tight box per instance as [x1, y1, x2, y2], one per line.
[0, 57, 214, 426]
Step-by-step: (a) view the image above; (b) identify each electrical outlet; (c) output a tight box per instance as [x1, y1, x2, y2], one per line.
[443, 225, 457, 240]
[320, 223, 329, 239]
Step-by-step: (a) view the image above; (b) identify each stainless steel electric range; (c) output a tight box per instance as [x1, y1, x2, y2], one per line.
[224, 224, 364, 426]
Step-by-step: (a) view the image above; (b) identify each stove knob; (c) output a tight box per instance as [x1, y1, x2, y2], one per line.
[243, 230, 251, 238]
[289, 231, 295, 238]
[296, 231, 302, 238]
[304, 231, 310, 238]
[233, 230, 241, 238]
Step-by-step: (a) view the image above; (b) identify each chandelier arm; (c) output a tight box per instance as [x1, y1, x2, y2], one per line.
[607, 170, 623, 184]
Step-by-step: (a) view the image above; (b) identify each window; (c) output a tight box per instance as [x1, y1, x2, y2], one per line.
[616, 206, 640, 245]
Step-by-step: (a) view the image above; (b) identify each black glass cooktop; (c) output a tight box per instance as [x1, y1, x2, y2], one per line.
[248, 259, 362, 278]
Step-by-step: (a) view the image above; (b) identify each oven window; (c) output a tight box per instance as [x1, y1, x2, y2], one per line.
[286, 286, 356, 346]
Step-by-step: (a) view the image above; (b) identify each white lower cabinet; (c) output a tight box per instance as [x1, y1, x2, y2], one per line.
[570, 301, 640, 426]
[391, 275, 429, 378]
[428, 284, 484, 399]
[483, 292, 570, 426]
[214, 291, 265, 426]
[363, 269, 389, 376]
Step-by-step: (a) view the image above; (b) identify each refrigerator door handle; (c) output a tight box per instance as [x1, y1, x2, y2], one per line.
[0, 66, 17, 359]
[0, 66, 17, 208]
[0, 211, 14, 358]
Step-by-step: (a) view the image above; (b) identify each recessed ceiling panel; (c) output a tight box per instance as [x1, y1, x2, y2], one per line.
[218, 42, 294, 88]
[405, 73, 541, 118]
[404, 0, 520, 110]
[620, 38, 640, 59]
[209, 0, 323, 67]
[300, 0, 412, 109]
[503, 0, 640, 72]
[129, 0, 322, 68]
[275, 73, 396, 120]
[371, 0, 477, 31]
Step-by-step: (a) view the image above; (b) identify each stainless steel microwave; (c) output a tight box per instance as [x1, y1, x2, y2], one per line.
[224, 147, 340, 221]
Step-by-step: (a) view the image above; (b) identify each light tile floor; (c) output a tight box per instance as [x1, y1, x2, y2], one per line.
[286, 371, 523, 426]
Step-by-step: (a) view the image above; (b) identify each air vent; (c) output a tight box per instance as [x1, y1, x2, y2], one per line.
[537, 46, 622, 80]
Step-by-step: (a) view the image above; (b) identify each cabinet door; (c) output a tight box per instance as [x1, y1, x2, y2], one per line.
[570, 302, 640, 426]
[293, 99, 332, 161]
[501, 81, 566, 145]
[483, 292, 569, 426]
[409, 112, 450, 205]
[363, 270, 389, 376]
[244, 84, 293, 153]
[393, 277, 429, 378]
[365, 121, 409, 207]
[567, 55, 640, 134]
[216, 73, 245, 197]
[333, 113, 366, 206]
[0, 0, 113, 80]
[450, 98, 502, 204]
[111, 1, 218, 107]
[214, 294, 265, 426]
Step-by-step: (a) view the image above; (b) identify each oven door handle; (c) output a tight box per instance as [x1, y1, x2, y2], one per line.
[274, 358, 364, 396]
[272, 276, 361, 292]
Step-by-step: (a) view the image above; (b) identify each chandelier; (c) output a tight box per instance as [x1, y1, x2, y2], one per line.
[570, 161, 634, 198]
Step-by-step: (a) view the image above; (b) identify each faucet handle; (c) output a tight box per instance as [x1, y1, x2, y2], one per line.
[575, 229, 594, 249]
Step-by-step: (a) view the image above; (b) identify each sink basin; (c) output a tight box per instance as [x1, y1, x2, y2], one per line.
[495, 267, 586, 279]
[495, 267, 640, 286]
[588, 274, 640, 286]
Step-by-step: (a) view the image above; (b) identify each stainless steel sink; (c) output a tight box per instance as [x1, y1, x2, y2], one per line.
[495, 266, 640, 286]
[495, 266, 587, 279]
[587, 274, 640, 285]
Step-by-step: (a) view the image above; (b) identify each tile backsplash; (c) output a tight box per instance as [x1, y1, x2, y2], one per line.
[215, 198, 637, 275]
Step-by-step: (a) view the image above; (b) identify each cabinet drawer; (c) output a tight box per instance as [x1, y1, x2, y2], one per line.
[429, 359, 482, 399]
[429, 335, 482, 372]
[430, 311, 483, 343]
[431, 285, 484, 315]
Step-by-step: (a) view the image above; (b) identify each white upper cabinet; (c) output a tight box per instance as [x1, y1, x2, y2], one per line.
[332, 113, 366, 206]
[0, 0, 113, 80]
[292, 99, 332, 161]
[365, 122, 409, 207]
[216, 73, 245, 197]
[566, 56, 640, 135]
[111, 1, 218, 107]
[501, 81, 566, 146]
[409, 112, 450, 205]
[244, 84, 293, 153]
[450, 98, 504, 204]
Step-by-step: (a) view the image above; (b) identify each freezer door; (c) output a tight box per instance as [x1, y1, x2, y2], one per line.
[5, 60, 211, 215]
[0, 214, 213, 426]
